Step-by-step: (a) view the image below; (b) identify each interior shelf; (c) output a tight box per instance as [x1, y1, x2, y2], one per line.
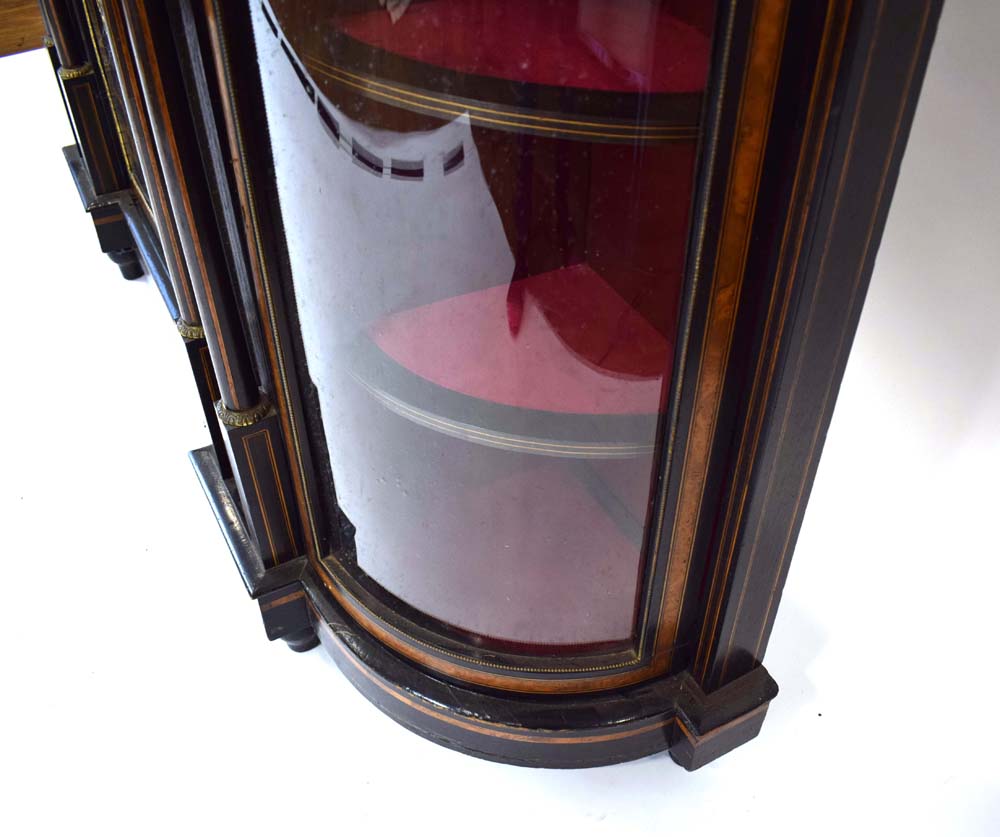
[350, 263, 671, 458]
[264, 0, 711, 142]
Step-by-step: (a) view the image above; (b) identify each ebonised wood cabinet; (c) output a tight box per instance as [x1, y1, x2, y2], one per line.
[43, 0, 941, 769]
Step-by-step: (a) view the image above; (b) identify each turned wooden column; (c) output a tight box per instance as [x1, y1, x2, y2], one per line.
[121, 0, 303, 565]
[42, 0, 139, 275]
[96, 0, 231, 474]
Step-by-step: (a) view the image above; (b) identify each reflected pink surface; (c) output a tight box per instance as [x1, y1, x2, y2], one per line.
[254, 0, 713, 648]
[337, 0, 711, 92]
[354, 420, 647, 646]
[371, 264, 671, 415]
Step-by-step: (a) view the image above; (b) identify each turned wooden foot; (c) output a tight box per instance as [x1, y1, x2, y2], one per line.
[107, 247, 144, 280]
[284, 627, 320, 653]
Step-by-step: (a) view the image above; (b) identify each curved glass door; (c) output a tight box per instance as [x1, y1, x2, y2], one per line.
[250, 0, 715, 650]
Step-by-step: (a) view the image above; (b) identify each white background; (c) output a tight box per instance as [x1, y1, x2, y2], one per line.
[1, 1, 997, 834]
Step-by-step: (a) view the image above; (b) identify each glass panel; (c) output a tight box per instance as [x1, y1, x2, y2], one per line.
[250, 0, 715, 650]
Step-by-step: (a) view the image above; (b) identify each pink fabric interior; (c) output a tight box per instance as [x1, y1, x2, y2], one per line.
[370, 263, 671, 415]
[336, 0, 711, 93]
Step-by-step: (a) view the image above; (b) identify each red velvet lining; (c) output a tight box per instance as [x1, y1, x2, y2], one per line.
[336, 0, 711, 93]
[371, 263, 671, 415]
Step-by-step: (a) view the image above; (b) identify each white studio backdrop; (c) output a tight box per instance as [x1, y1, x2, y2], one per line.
[0, 1, 997, 834]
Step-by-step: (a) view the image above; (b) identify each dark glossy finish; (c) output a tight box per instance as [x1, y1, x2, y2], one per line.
[215, 0, 830, 694]
[48, 1, 139, 281]
[151, 1, 301, 550]
[692, 0, 944, 689]
[190, 446, 316, 651]
[190, 446, 315, 599]
[65, 134, 237, 474]
[167, 0, 274, 394]
[62, 145, 141, 280]
[122, 0, 260, 412]
[49, 0, 942, 769]
[40, 0, 84, 67]
[201, 0, 340, 570]
[311, 588, 775, 769]
[97, 0, 202, 328]
[255, 0, 710, 650]
[220, 411, 304, 568]
[118, 192, 179, 318]
[106, 246, 143, 280]
[283, 627, 321, 653]
[193, 440, 775, 768]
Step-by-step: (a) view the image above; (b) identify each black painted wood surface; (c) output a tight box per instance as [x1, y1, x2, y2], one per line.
[48, 0, 943, 769]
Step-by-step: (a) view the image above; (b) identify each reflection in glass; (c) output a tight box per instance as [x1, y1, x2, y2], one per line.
[251, 0, 713, 649]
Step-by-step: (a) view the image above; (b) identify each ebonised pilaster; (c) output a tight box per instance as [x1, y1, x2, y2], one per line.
[217, 404, 304, 568]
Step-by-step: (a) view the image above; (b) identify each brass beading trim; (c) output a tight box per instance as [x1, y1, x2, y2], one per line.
[176, 319, 205, 340]
[216, 396, 270, 428]
[58, 62, 94, 81]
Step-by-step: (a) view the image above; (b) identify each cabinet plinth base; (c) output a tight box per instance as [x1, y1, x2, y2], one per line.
[192, 444, 779, 770]
[311, 591, 776, 769]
